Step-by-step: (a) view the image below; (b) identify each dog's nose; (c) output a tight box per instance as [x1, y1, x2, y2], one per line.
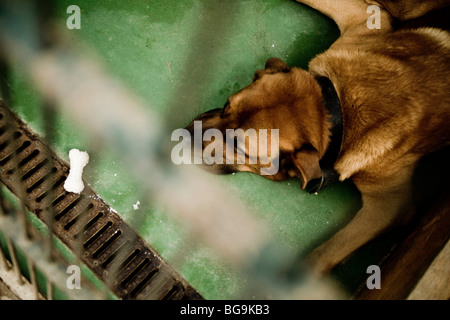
[185, 120, 195, 136]
[185, 108, 223, 136]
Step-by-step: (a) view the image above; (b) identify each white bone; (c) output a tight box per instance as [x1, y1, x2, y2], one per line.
[64, 149, 89, 194]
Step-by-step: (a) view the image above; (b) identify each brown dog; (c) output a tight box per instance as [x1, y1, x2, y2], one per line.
[184, 0, 450, 275]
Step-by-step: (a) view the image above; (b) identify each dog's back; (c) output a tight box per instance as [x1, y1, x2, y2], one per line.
[307, 27, 450, 180]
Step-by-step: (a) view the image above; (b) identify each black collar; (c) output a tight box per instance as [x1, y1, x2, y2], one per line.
[306, 76, 343, 194]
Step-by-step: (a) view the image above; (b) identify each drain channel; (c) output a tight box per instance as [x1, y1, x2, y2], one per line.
[0, 100, 202, 300]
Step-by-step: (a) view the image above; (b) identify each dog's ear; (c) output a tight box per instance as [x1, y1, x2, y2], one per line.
[264, 58, 290, 72]
[291, 147, 322, 190]
[254, 58, 290, 81]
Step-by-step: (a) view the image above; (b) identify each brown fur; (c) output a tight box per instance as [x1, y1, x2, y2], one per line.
[368, 0, 450, 21]
[186, 0, 450, 275]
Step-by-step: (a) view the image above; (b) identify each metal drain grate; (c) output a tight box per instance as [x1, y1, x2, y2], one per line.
[0, 100, 202, 300]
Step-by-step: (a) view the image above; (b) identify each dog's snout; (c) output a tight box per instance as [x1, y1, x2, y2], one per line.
[185, 108, 223, 133]
[194, 108, 222, 122]
[185, 120, 196, 136]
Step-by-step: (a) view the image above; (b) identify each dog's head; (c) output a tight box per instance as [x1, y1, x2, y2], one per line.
[183, 58, 331, 190]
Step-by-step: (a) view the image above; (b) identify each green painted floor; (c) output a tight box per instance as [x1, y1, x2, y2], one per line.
[3, 0, 396, 299]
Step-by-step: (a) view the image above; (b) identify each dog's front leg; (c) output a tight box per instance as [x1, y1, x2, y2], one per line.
[296, 0, 392, 35]
[305, 176, 414, 275]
